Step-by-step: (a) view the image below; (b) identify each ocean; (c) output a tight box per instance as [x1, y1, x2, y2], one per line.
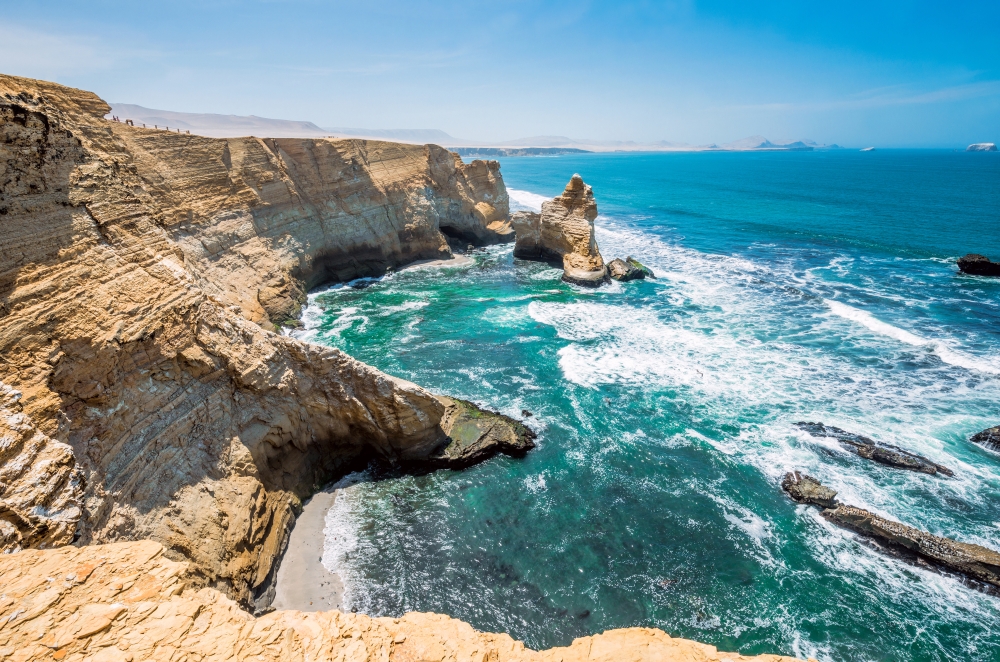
[292, 149, 1000, 661]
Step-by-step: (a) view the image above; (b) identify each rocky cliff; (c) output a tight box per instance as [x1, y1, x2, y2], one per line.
[0, 540, 804, 662]
[512, 175, 608, 286]
[1, 74, 805, 661]
[0, 73, 515, 609]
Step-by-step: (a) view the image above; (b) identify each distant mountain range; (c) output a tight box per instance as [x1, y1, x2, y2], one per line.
[108, 104, 841, 152]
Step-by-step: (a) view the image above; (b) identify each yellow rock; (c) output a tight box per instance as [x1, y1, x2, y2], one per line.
[0, 542, 807, 662]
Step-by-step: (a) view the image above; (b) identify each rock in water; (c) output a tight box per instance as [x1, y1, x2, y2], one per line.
[626, 256, 656, 278]
[511, 174, 609, 286]
[781, 471, 838, 508]
[966, 143, 998, 152]
[781, 472, 1000, 592]
[971, 425, 1000, 451]
[796, 422, 954, 476]
[957, 253, 1000, 277]
[608, 258, 645, 281]
[426, 397, 536, 468]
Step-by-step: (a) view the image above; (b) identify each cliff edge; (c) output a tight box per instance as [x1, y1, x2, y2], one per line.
[0, 541, 805, 662]
[0, 73, 513, 609]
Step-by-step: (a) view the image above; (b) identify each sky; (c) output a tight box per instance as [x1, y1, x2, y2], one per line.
[1, 1, 998, 147]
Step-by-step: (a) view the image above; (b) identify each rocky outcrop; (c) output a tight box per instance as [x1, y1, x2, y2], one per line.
[782, 472, 1000, 591]
[0, 72, 522, 608]
[608, 256, 655, 282]
[971, 425, 1000, 451]
[795, 422, 953, 476]
[426, 397, 536, 468]
[512, 175, 608, 286]
[957, 254, 1000, 277]
[0, 540, 807, 662]
[966, 143, 997, 152]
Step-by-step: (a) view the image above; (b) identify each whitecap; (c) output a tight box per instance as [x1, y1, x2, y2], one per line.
[507, 188, 550, 213]
[824, 299, 1000, 375]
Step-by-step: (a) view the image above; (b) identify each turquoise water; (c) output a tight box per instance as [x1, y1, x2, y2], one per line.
[295, 150, 1000, 661]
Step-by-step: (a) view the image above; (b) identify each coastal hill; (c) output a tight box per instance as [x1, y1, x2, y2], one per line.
[2, 73, 805, 661]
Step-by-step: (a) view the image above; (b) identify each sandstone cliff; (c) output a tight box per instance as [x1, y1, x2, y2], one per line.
[1, 74, 805, 661]
[0, 73, 513, 609]
[512, 175, 608, 286]
[0, 540, 805, 662]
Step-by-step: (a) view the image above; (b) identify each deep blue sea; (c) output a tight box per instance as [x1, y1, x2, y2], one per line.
[294, 150, 1000, 661]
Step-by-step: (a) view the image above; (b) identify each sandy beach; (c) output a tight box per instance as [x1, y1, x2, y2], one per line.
[271, 489, 344, 612]
[399, 254, 473, 271]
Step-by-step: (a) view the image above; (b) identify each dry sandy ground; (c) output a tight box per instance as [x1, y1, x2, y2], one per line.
[271, 489, 344, 612]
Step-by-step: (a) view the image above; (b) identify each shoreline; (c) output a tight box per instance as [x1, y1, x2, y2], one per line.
[271, 488, 345, 612]
[398, 253, 473, 271]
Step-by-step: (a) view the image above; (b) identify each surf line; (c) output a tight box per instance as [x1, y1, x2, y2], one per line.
[824, 299, 1000, 375]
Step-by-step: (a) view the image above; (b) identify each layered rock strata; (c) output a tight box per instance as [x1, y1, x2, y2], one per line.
[782, 472, 1000, 591]
[512, 175, 608, 286]
[0, 72, 519, 609]
[0, 540, 807, 662]
[957, 253, 1000, 277]
[795, 422, 953, 476]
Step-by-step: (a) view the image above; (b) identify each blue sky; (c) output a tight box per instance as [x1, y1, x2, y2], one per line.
[1, 1, 997, 146]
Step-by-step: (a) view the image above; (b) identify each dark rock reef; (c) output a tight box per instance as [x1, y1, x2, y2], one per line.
[971, 425, 1000, 451]
[957, 254, 1000, 277]
[782, 472, 1000, 592]
[796, 422, 953, 476]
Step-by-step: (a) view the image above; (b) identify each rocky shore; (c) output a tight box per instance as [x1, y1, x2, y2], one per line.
[0, 74, 807, 661]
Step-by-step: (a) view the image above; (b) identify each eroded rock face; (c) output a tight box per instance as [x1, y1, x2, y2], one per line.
[512, 175, 608, 286]
[0, 73, 517, 608]
[957, 254, 1000, 277]
[781, 472, 1000, 591]
[0, 540, 807, 662]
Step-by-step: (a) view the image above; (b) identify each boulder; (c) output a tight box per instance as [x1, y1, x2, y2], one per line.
[608, 258, 645, 281]
[796, 422, 953, 476]
[970, 425, 1000, 451]
[626, 256, 656, 278]
[781, 471, 839, 508]
[512, 174, 609, 286]
[957, 254, 1000, 277]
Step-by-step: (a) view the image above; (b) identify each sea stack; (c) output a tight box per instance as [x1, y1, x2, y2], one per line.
[966, 143, 997, 152]
[512, 174, 609, 286]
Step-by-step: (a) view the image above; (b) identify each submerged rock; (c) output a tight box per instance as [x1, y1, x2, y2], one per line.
[608, 258, 645, 281]
[796, 422, 954, 476]
[782, 472, 1000, 592]
[971, 425, 1000, 451]
[426, 396, 536, 468]
[957, 254, 1000, 277]
[512, 174, 609, 286]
